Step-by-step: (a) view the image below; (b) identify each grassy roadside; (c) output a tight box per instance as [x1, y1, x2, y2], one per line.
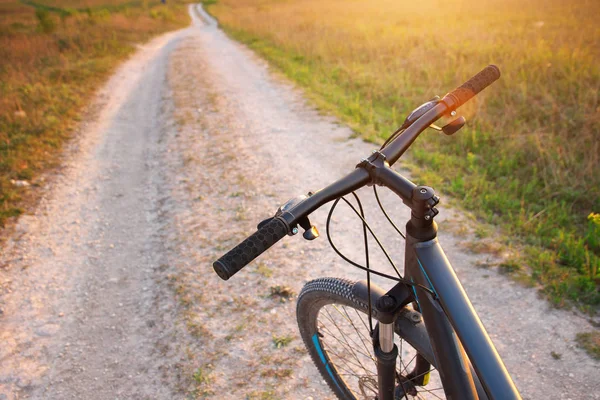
[0, 0, 191, 229]
[203, 0, 600, 311]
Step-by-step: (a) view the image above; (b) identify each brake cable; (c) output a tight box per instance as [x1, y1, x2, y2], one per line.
[349, 192, 374, 334]
[379, 127, 406, 150]
[374, 186, 405, 239]
[325, 193, 436, 297]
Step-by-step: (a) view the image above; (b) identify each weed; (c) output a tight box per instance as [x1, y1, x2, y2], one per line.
[187, 320, 211, 339]
[269, 285, 295, 299]
[225, 323, 246, 341]
[230, 295, 257, 312]
[272, 334, 293, 348]
[575, 331, 600, 360]
[463, 239, 503, 255]
[475, 260, 493, 269]
[193, 366, 211, 384]
[233, 205, 247, 221]
[255, 262, 273, 278]
[498, 261, 521, 275]
[292, 346, 307, 355]
[550, 351, 562, 360]
[261, 367, 292, 378]
[0, 208, 23, 226]
[234, 323, 246, 332]
[474, 226, 492, 239]
[246, 389, 277, 400]
[192, 365, 214, 396]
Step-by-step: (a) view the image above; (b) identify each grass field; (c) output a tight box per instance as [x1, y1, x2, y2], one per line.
[205, 0, 600, 309]
[0, 0, 190, 229]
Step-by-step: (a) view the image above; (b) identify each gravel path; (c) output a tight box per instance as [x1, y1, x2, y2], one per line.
[0, 4, 598, 399]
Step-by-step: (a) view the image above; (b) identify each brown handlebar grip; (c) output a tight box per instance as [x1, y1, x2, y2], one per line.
[442, 65, 501, 111]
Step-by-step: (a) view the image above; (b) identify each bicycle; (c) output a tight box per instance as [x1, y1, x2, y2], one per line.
[213, 65, 522, 400]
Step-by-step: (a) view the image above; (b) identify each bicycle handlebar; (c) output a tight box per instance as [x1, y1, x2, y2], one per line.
[213, 217, 288, 280]
[442, 65, 501, 112]
[212, 65, 501, 280]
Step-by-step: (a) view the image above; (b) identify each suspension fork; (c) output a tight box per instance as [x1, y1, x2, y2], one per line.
[374, 296, 400, 400]
[372, 280, 414, 399]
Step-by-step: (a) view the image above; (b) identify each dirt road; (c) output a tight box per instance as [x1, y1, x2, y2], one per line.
[0, 4, 598, 399]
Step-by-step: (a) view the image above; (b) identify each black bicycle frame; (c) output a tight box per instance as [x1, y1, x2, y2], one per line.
[370, 161, 521, 400]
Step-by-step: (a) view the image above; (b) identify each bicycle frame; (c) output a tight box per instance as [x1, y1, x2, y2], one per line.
[369, 160, 521, 400]
[213, 65, 522, 399]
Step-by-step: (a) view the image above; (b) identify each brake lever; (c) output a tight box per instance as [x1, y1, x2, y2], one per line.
[299, 216, 319, 240]
[258, 193, 319, 240]
[402, 96, 441, 129]
[429, 116, 466, 135]
[441, 116, 466, 135]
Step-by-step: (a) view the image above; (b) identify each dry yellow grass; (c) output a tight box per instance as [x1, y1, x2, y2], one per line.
[207, 0, 600, 307]
[0, 0, 190, 228]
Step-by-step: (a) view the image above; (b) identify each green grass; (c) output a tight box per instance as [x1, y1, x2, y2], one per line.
[0, 0, 191, 230]
[272, 334, 293, 349]
[192, 366, 212, 385]
[192, 364, 215, 397]
[575, 331, 600, 360]
[205, 0, 600, 310]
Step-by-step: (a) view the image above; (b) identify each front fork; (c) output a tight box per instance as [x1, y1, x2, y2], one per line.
[372, 281, 413, 400]
[376, 321, 398, 400]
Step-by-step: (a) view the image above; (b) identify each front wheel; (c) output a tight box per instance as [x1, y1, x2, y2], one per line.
[296, 277, 446, 400]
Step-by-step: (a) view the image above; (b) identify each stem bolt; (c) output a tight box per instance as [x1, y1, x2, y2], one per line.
[377, 295, 397, 312]
[420, 188, 427, 194]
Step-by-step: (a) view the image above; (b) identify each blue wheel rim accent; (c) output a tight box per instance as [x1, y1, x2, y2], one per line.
[312, 332, 345, 394]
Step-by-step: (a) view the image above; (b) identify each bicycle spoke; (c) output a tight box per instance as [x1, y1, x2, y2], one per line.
[318, 321, 375, 362]
[414, 387, 444, 400]
[321, 339, 374, 373]
[331, 305, 374, 353]
[399, 353, 417, 376]
[341, 306, 375, 361]
[323, 306, 373, 371]
[314, 300, 446, 399]
[355, 306, 371, 332]
[329, 305, 374, 349]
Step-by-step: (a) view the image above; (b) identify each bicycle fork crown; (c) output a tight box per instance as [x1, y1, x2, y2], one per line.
[372, 287, 414, 400]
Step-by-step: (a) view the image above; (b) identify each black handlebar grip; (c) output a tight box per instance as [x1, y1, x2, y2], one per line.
[213, 217, 288, 280]
[442, 65, 501, 111]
